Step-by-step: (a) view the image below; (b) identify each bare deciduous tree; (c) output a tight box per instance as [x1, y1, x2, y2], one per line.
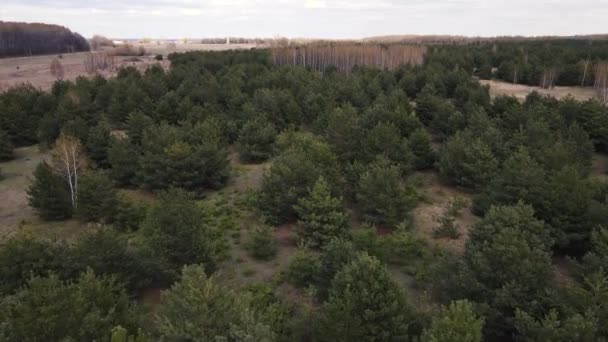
[84, 52, 114, 74]
[271, 41, 426, 72]
[594, 62, 608, 105]
[50, 58, 64, 80]
[51, 134, 88, 208]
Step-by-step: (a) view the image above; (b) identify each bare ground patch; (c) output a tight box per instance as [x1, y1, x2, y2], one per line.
[480, 79, 598, 102]
[592, 152, 608, 180]
[413, 171, 478, 254]
[0, 146, 48, 238]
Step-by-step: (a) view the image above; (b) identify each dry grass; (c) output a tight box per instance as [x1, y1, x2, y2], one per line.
[413, 171, 478, 254]
[592, 152, 608, 181]
[480, 79, 598, 101]
[0, 146, 48, 238]
[0, 43, 258, 91]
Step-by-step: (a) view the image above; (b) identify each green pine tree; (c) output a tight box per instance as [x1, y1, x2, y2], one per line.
[27, 162, 72, 220]
[294, 176, 349, 248]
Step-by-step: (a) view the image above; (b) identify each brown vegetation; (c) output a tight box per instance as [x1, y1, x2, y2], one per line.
[271, 42, 426, 72]
[49, 58, 64, 80]
[83, 52, 115, 74]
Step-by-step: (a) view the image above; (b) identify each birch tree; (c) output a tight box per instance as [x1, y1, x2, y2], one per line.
[51, 133, 88, 208]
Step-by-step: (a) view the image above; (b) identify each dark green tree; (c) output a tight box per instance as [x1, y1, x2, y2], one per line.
[315, 238, 357, 300]
[108, 138, 138, 186]
[27, 161, 72, 220]
[409, 127, 436, 170]
[86, 120, 113, 168]
[256, 135, 340, 225]
[439, 131, 498, 189]
[0, 270, 136, 342]
[156, 264, 275, 341]
[0, 129, 14, 161]
[141, 188, 225, 279]
[236, 117, 277, 163]
[356, 157, 418, 227]
[77, 170, 118, 223]
[423, 300, 484, 342]
[246, 226, 278, 261]
[316, 253, 414, 341]
[295, 177, 349, 248]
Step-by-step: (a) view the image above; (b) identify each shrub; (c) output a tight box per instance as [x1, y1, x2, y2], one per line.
[155, 54, 163, 61]
[246, 226, 278, 261]
[283, 249, 319, 288]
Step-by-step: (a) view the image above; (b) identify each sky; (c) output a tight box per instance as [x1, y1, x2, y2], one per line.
[1, 0, 608, 39]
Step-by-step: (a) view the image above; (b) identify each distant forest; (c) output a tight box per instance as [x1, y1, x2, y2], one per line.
[0, 21, 89, 58]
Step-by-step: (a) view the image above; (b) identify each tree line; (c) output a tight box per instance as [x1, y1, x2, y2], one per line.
[0, 21, 90, 58]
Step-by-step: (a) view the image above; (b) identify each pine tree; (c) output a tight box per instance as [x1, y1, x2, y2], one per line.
[423, 300, 484, 342]
[77, 170, 118, 223]
[27, 162, 72, 220]
[294, 177, 349, 248]
[108, 138, 138, 186]
[317, 253, 414, 341]
[0, 129, 14, 161]
[86, 120, 113, 168]
[409, 128, 435, 170]
[157, 265, 275, 341]
[237, 117, 277, 163]
[315, 238, 357, 300]
[356, 157, 418, 227]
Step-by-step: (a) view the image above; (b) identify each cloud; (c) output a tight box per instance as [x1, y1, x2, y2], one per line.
[2, 0, 607, 38]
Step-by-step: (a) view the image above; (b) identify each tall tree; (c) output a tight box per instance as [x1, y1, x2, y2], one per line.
[156, 265, 275, 341]
[141, 188, 225, 280]
[294, 177, 349, 248]
[316, 253, 414, 341]
[423, 300, 484, 342]
[27, 162, 72, 220]
[51, 133, 88, 209]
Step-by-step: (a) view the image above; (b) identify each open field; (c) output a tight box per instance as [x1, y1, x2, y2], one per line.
[0, 43, 258, 91]
[480, 79, 598, 101]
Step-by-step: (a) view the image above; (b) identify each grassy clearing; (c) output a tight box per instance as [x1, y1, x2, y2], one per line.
[592, 152, 608, 180]
[0, 145, 48, 238]
[480, 79, 597, 101]
[412, 171, 478, 254]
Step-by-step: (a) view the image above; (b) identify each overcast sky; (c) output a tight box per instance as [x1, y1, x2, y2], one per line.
[1, 0, 607, 39]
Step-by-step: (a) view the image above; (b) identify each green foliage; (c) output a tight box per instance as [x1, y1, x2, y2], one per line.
[111, 195, 148, 232]
[237, 117, 277, 162]
[77, 170, 118, 223]
[356, 157, 418, 227]
[126, 111, 153, 145]
[423, 300, 484, 342]
[315, 238, 357, 301]
[86, 120, 113, 168]
[156, 265, 275, 341]
[256, 134, 340, 225]
[141, 188, 225, 280]
[246, 226, 278, 261]
[454, 204, 553, 338]
[514, 309, 599, 342]
[70, 229, 157, 293]
[316, 253, 414, 341]
[0, 270, 136, 342]
[0, 234, 70, 296]
[108, 138, 138, 186]
[283, 249, 320, 288]
[295, 177, 349, 248]
[434, 197, 467, 239]
[439, 130, 498, 189]
[27, 161, 72, 220]
[409, 128, 435, 170]
[138, 122, 230, 192]
[0, 129, 14, 161]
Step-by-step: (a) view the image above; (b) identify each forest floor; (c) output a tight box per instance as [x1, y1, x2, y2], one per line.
[480, 79, 598, 101]
[592, 152, 608, 180]
[413, 171, 478, 254]
[0, 43, 257, 91]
